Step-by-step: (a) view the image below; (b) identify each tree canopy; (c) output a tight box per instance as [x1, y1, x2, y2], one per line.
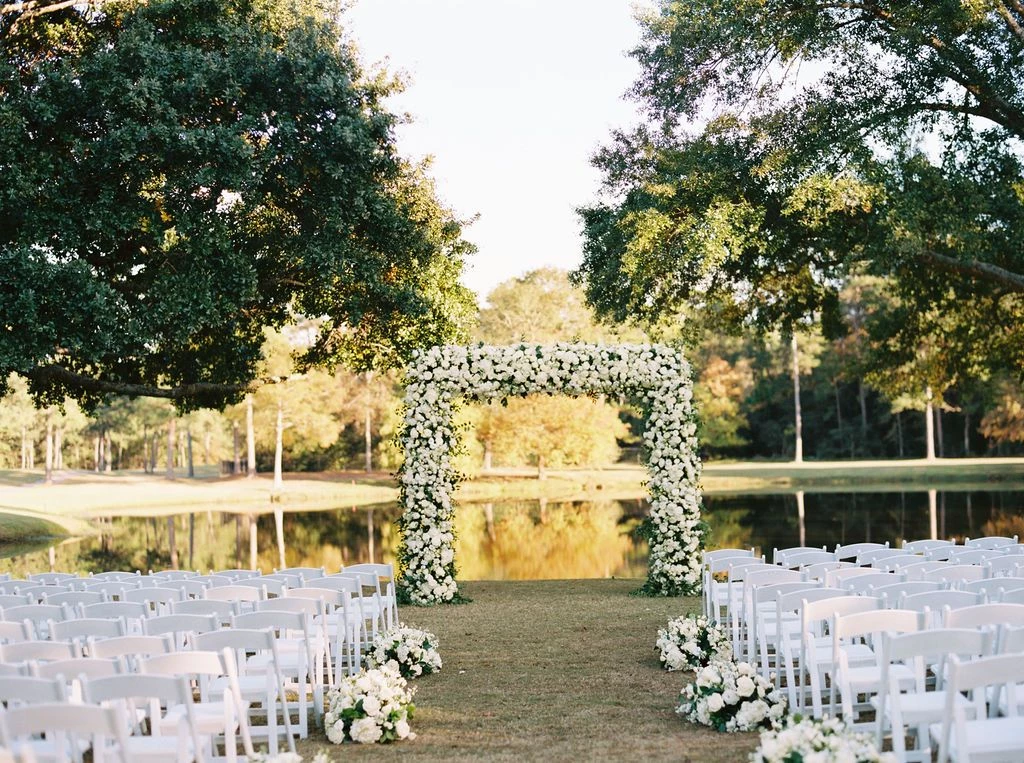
[575, 0, 1024, 385]
[0, 0, 474, 411]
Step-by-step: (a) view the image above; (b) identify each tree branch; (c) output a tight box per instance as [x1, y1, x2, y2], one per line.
[23, 364, 273, 400]
[919, 250, 1024, 294]
[997, 1, 1024, 43]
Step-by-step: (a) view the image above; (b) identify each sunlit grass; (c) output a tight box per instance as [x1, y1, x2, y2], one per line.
[296, 579, 759, 762]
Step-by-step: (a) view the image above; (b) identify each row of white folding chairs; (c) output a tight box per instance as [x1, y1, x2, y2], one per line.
[0, 610, 338, 759]
[0, 644, 271, 763]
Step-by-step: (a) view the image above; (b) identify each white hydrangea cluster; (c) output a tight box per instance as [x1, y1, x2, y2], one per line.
[752, 716, 897, 762]
[398, 343, 703, 604]
[324, 665, 415, 745]
[366, 624, 442, 679]
[657, 613, 732, 671]
[678, 659, 787, 733]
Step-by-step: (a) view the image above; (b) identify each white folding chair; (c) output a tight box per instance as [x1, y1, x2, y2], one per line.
[773, 546, 827, 566]
[931, 653, 1024, 762]
[703, 550, 757, 619]
[774, 587, 847, 709]
[945, 602, 1024, 629]
[844, 572, 901, 595]
[121, 587, 183, 617]
[79, 602, 148, 635]
[0, 622, 32, 645]
[0, 605, 69, 639]
[89, 635, 174, 671]
[193, 629, 297, 756]
[802, 561, 855, 583]
[209, 571, 260, 582]
[752, 581, 819, 678]
[0, 641, 77, 664]
[143, 614, 220, 651]
[831, 608, 922, 728]
[32, 657, 122, 703]
[740, 567, 803, 664]
[0, 675, 67, 707]
[825, 566, 878, 587]
[856, 548, 906, 566]
[876, 628, 992, 763]
[171, 599, 237, 626]
[341, 563, 399, 631]
[873, 554, 923, 571]
[834, 542, 889, 562]
[27, 574, 78, 587]
[923, 565, 986, 586]
[965, 535, 1019, 550]
[900, 590, 981, 627]
[0, 702, 131, 763]
[140, 649, 255, 763]
[777, 550, 836, 570]
[84, 673, 208, 763]
[903, 539, 955, 554]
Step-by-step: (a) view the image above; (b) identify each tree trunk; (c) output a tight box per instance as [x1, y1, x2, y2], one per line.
[274, 507, 285, 570]
[796, 490, 806, 547]
[925, 388, 936, 461]
[21, 426, 27, 470]
[791, 335, 804, 463]
[104, 431, 112, 473]
[186, 426, 195, 478]
[233, 421, 241, 475]
[857, 381, 868, 434]
[249, 513, 258, 570]
[54, 426, 63, 471]
[246, 394, 257, 479]
[44, 411, 53, 485]
[896, 411, 904, 458]
[482, 441, 493, 472]
[963, 411, 971, 457]
[142, 424, 149, 473]
[367, 508, 375, 563]
[167, 515, 178, 570]
[936, 406, 945, 458]
[273, 400, 284, 490]
[166, 417, 176, 479]
[149, 432, 157, 473]
[364, 371, 374, 473]
[93, 434, 100, 472]
[928, 489, 938, 539]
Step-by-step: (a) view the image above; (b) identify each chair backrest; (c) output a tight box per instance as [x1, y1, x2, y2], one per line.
[0, 676, 66, 705]
[276, 566, 326, 580]
[922, 564, 985, 585]
[965, 535, 1018, 550]
[996, 587, 1024, 605]
[88, 634, 174, 662]
[924, 545, 959, 561]
[211, 569, 261, 581]
[170, 598, 237, 623]
[26, 574, 78, 586]
[82, 581, 140, 598]
[255, 597, 319, 617]
[875, 554, 929, 572]
[998, 624, 1024, 653]
[745, 567, 804, 588]
[120, 587, 183, 610]
[0, 596, 29, 610]
[33, 657, 122, 682]
[0, 622, 31, 644]
[945, 602, 1024, 629]
[726, 561, 771, 583]
[203, 584, 265, 603]
[898, 561, 952, 581]
[868, 580, 941, 603]
[832, 607, 922, 642]
[825, 567, 877, 586]
[801, 595, 882, 627]
[42, 591, 105, 608]
[1, 604, 69, 631]
[702, 549, 754, 566]
[147, 570, 199, 581]
[773, 546, 826, 566]
[231, 609, 309, 638]
[233, 578, 285, 596]
[856, 548, 904, 565]
[142, 613, 219, 639]
[80, 601, 147, 621]
[284, 587, 347, 608]
[845, 572, 901, 595]
[50, 618, 126, 643]
[15, 586, 71, 603]
[947, 548, 1000, 565]
[802, 561, 855, 581]
[778, 550, 836, 569]
[900, 590, 980, 613]
[986, 556, 1024, 577]
[834, 542, 889, 561]
[0, 641, 76, 663]
[89, 572, 140, 582]
[260, 573, 301, 589]
[962, 578, 1024, 597]
[753, 581, 820, 607]
[902, 538, 954, 553]
[191, 575, 235, 588]
[0, 701, 131, 763]
[161, 580, 210, 599]
[776, 587, 849, 615]
[312, 576, 361, 596]
[884, 627, 992, 664]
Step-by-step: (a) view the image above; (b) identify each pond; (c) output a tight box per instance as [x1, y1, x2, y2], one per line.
[2, 488, 1024, 579]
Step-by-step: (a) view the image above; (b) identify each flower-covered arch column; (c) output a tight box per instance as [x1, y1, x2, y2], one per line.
[398, 343, 704, 605]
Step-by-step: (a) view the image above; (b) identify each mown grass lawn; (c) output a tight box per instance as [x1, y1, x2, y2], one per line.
[296, 579, 760, 762]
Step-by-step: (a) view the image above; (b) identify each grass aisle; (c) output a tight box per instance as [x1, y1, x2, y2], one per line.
[298, 579, 760, 761]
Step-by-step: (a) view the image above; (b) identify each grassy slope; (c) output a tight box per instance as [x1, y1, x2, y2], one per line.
[297, 579, 757, 762]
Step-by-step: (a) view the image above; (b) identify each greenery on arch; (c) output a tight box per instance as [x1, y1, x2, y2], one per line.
[397, 343, 704, 605]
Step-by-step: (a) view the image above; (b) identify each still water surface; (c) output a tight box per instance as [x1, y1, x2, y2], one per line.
[2, 489, 1024, 579]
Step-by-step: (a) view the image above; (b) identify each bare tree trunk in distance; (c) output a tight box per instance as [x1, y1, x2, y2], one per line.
[925, 387, 936, 461]
[274, 400, 284, 490]
[54, 426, 63, 471]
[936, 407, 945, 458]
[104, 431, 112, 473]
[186, 426, 195, 478]
[857, 380, 869, 437]
[791, 334, 803, 463]
[964, 411, 971, 456]
[93, 434, 99, 472]
[364, 371, 373, 473]
[166, 417, 176, 479]
[274, 507, 285, 569]
[149, 433, 157, 473]
[233, 422, 241, 475]
[246, 394, 257, 479]
[44, 411, 53, 484]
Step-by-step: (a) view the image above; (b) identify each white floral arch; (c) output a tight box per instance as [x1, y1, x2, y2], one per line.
[397, 343, 705, 605]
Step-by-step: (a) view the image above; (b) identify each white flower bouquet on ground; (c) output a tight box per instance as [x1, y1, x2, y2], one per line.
[751, 716, 897, 762]
[657, 613, 732, 671]
[324, 665, 416, 745]
[366, 624, 442, 679]
[678, 659, 786, 733]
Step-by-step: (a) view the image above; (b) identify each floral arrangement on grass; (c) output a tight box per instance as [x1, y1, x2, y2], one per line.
[657, 613, 731, 671]
[678, 659, 786, 733]
[324, 664, 416, 745]
[366, 624, 442, 679]
[251, 753, 329, 763]
[751, 716, 897, 762]
[399, 343, 703, 604]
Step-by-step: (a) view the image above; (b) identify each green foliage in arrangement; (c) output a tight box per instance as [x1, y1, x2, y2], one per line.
[0, 0, 474, 411]
[576, 0, 1024, 391]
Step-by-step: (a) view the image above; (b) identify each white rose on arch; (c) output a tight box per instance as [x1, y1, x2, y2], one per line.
[396, 343, 704, 605]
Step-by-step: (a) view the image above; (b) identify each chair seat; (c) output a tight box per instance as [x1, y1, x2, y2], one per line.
[929, 717, 1024, 759]
[871, 689, 974, 724]
[160, 703, 237, 736]
[843, 663, 915, 692]
[121, 734, 199, 762]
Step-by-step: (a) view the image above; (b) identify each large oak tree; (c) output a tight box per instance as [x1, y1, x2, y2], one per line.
[576, 0, 1024, 384]
[0, 0, 474, 410]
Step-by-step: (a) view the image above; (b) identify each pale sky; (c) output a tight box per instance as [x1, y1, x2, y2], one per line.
[343, 0, 645, 304]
